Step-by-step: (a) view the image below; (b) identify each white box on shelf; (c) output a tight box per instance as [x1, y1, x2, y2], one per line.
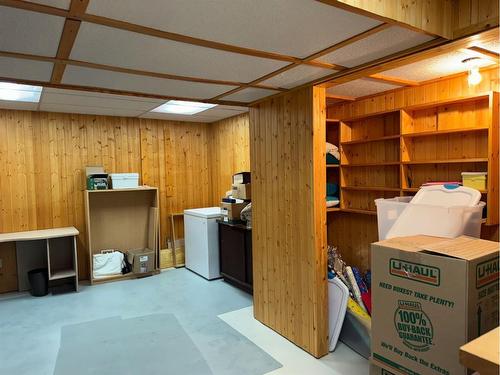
[109, 173, 139, 189]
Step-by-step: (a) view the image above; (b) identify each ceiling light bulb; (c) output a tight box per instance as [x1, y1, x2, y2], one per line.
[467, 66, 482, 85]
[462, 57, 482, 86]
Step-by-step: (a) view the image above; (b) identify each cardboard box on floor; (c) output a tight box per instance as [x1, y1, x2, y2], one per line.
[371, 235, 499, 375]
[127, 248, 155, 275]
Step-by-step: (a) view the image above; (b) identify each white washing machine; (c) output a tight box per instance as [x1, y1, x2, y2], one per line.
[184, 207, 222, 280]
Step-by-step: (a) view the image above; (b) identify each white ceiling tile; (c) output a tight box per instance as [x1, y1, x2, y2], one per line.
[260, 65, 336, 89]
[0, 56, 53, 81]
[62, 65, 238, 99]
[380, 50, 494, 82]
[0, 100, 39, 111]
[39, 103, 145, 117]
[71, 22, 288, 82]
[201, 107, 248, 118]
[140, 112, 213, 123]
[475, 40, 500, 54]
[327, 78, 402, 98]
[0, 6, 65, 56]
[29, 0, 71, 9]
[318, 26, 435, 67]
[220, 88, 280, 103]
[86, 0, 381, 58]
[41, 88, 164, 111]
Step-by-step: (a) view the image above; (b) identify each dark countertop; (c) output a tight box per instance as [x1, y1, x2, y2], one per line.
[217, 220, 251, 231]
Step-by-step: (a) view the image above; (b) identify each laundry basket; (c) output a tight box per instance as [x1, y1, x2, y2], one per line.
[375, 198, 485, 240]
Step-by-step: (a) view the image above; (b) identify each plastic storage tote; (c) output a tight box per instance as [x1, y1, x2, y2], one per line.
[375, 198, 485, 240]
[461, 172, 487, 190]
[109, 173, 139, 189]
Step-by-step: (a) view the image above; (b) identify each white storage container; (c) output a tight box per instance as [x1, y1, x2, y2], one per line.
[375, 198, 485, 240]
[375, 196, 412, 240]
[109, 173, 139, 189]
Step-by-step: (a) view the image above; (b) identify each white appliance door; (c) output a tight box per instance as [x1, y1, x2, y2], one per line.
[206, 217, 220, 279]
[184, 213, 210, 278]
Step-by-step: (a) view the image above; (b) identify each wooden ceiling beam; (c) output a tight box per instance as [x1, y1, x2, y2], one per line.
[466, 46, 500, 63]
[315, 0, 453, 39]
[0, 75, 249, 107]
[212, 23, 391, 100]
[50, 0, 89, 83]
[367, 74, 420, 86]
[0, 50, 285, 91]
[325, 93, 355, 101]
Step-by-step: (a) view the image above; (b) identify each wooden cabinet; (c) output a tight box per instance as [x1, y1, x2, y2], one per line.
[218, 221, 252, 293]
[84, 187, 160, 284]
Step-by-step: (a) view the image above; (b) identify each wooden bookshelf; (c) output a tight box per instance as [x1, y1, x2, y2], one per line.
[327, 92, 498, 225]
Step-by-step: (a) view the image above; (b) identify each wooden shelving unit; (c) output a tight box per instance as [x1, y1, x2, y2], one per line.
[326, 119, 341, 214]
[328, 92, 498, 224]
[84, 186, 160, 284]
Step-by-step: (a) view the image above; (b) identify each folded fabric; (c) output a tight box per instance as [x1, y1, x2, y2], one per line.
[327, 182, 339, 196]
[93, 251, 124, 279]
[326, 196, 339, 207]
[326, 153, 339, 165]
[326, 142, 340, 161]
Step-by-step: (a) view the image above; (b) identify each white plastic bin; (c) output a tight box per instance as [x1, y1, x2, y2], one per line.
[375, 196, 413, 240]
[109, 173, 139, 189]
[375, 197, 485, 240]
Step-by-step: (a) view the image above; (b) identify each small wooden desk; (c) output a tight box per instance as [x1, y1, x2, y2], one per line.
[460, 327, 499, 375]
[0, 227, 79, 293]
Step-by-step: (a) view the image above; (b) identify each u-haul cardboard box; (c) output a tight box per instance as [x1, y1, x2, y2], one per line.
[371, 235, 499, 375]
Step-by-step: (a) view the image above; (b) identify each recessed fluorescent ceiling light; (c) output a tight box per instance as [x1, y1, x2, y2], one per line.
[0, 82, 42, 102]
[152, 100, 217, 115]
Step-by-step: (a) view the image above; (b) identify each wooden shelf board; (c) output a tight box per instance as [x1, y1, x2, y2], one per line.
[402, 127, 489, 138]
[341, 208, 377, 215]
[49, 269, 76, 280]
[327, 164, 340, 168]
[341, 134, 400, 145]
[342, 186, 401, 192]
[86, 186, 157, 193]
[92, 270, 160, 284]
[403, 92, 491, 112]
[402, 158, 488, 165]
[327, 207, 341, 212]
[341, 109, 401, 122]
[326, 118, 340, 123]
[342, 162, 400, 167]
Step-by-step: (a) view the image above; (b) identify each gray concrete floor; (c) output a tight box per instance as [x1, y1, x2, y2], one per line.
[0, 269, 268, 375]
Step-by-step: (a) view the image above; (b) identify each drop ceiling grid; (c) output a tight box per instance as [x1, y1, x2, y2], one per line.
[41, 88, 166, 111]
[140, 111, 242, 123]
[0, 6, 65, 57]
[0, 56, 54, 81]
[70, 22, 289, 83]
[327, 78, 403, 98]
[316, 26, 435, 68]
[380, 50, 495, 82]
[62, 65, 238, 99]
[220, 87, 281, 103]
[39, 103, 147, 117]
[85, 0, 382, 58]
[259, 65, 337, 89]
[476, 40, 500, 54]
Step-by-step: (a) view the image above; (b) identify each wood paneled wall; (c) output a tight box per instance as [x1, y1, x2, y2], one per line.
[208, 113, 250, 204]
[250, 86, 328, 358]
[0, 110, 226, 280]
[454, 0, 499, 37]
[328, 67, 500, 272]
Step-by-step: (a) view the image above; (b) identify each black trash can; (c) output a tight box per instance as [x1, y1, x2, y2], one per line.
[27, 268, 48, 297]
